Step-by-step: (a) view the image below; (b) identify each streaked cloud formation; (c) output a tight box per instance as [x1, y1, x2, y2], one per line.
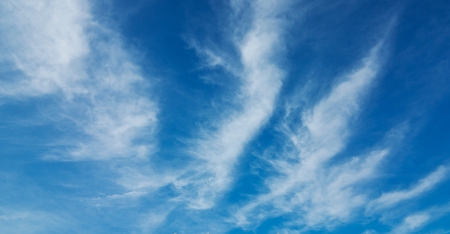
[0, 0, 160, 228]
[1, 0, 449, 233]
[0, 0, 157, 160]
[389, 203, 450, 234]
[368, 166, 449, 213]
[176, 0, 290, 210]
[235, 42, 388, 228]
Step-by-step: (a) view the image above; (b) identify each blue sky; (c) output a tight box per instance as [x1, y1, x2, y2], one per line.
[0, 0, 450, 233]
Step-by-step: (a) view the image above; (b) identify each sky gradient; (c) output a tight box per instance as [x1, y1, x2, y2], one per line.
[1, 0, 450, 233]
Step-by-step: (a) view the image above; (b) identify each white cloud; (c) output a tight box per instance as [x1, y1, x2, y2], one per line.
[88, 191, 147, 207]
[176, 0, 293, 209]
[388, 204, 450, 234]
[0, 0, 158, 161]
[367, 166, 449, 213]
[2, 1, 448, 233]
[233, 41, 388, 229]
[0, 0, 90, 97]
[0, 0, 163, 218]
[139, 210, 173, 233]
[0, 209, 71, 234]
[390, 213, 430, 234]
[300, 43, 382, 165]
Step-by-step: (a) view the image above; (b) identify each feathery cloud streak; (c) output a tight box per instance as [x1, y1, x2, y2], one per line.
[0, 0, 157, 161]
[0, 209, 70, 234]
[389, 203, 450, 234]
[368, 166, 449, 213]
[1, 0, 450, 233]
[0, 3, 161, 229]
[177, 0, 291, 209]
[235, 42, 388, 229]
[0, 0, 90, 97]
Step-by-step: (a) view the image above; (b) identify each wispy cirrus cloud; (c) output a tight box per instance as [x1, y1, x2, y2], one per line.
[390, 213, 430, 234]
[1, 0, 450, 233]
[0, 0, 163, 223]
[0, 209, 71, 234]
[367, 166, 449, 213]
[0, 0, 90, 97]
[175, 0, 294, 209]
[0, 0, 157, 161]
[388, 203, 450, 234]
[230, 30, 450, 232]
[234, 40, 390, 229]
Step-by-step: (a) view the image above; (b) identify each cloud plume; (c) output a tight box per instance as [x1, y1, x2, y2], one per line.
[176, 0, 292, 209]
[0, 0, 157, 161]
